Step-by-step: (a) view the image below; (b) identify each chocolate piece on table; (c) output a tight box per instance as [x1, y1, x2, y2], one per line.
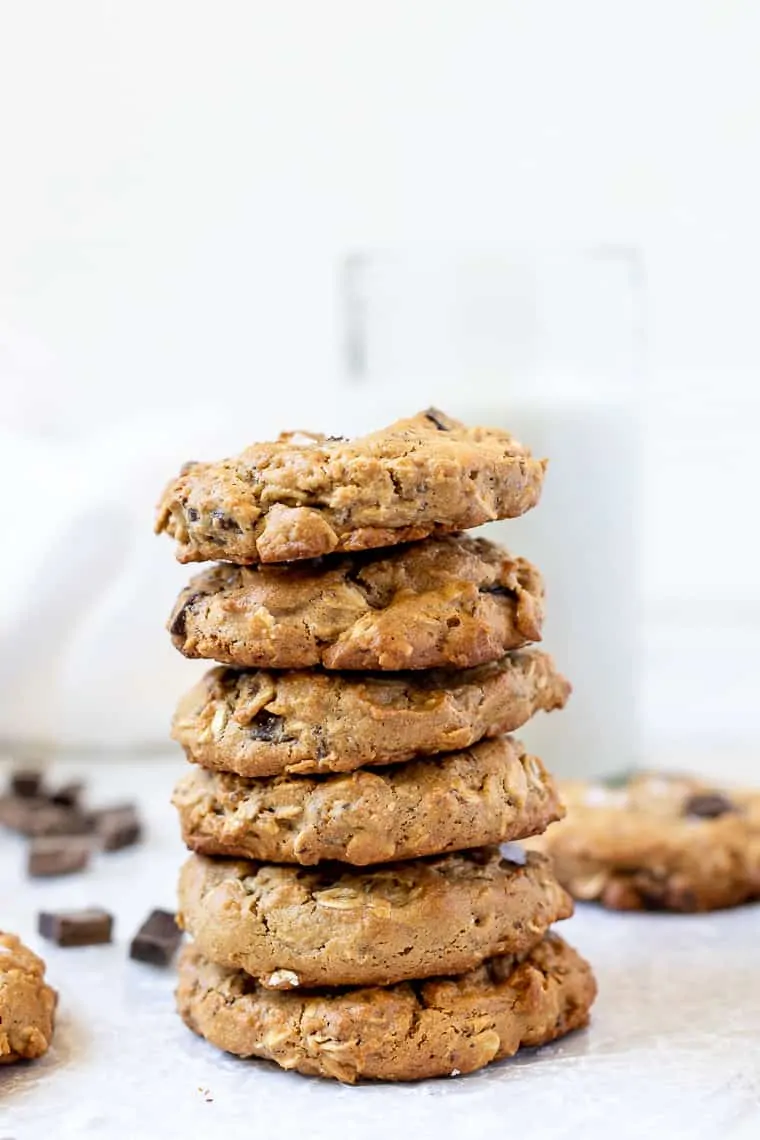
[50, 781, 85, 809]
[38, 908, 113, 947]
[91, 804, 142, 851]
[130, 909, 182, 966]
[0, 795, 89, 837]
[10, 768, 43, 798]
[28, 836, 91, 878]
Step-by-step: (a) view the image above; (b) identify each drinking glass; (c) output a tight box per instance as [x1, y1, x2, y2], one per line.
[339, 248, 645, 779]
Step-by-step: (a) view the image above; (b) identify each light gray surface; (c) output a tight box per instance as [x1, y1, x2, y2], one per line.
[1, 759, 759, 1140]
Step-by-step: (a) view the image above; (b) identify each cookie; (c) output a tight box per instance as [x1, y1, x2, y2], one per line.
[532, 771, 760, 912]
[0, 932, 57, 1063]
[172, 650, 569, 777]
[177, 848, 572, 988]
[172, 737, 564, 865]
[176, 933, 595, 1082]
[168, 534, 543, 671]
[156, 408, 546, 565]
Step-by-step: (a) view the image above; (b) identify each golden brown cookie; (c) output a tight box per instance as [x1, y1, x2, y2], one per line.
[0, 932, 57, 1063]
[176, 933, 595, 1082]
[172, 650, 569, 777]
[531, 771, 760, 912]
[168, 534, 543, 671]
[177, 848, 572, 988]
[172, 737, 564, 865]
[156, 408, 546, 565]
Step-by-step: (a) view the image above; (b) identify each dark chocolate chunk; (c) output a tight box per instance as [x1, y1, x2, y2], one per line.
[90, 803, 142, 851]
[479, 584, 514, 598]
[10, 768, 43, 798]
[325, 435, 347, 442]
[50, 781, 84, 808]
[210, 508, 241, 532]
[187, 507, 199, 521]
[683, 792, 735, 819]
[170, 592, 203, 638]
[26, 804, 90, 837]
[129, 909, 182, 966]
[28, 836, 91, 878]
[423, 408, 451, 431]
[248, 710, 287, 743]
[38, 907, 113, 946]
[0, 795, 89, 837]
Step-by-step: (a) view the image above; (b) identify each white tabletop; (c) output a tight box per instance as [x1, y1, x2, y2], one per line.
[1, 758, 758, 1140]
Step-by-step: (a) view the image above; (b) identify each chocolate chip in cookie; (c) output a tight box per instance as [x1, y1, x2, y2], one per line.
[423, 408, 452, 431]
[683, 792, 736, 819]
[169, 592, 203, 638]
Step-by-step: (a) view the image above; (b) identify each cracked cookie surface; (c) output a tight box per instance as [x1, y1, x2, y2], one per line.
[0, 932, 57, 1063]
[172, 650, 569, 777]
[173, 736, 564, 865]
[168, 534, 543, 671]
[530, 771, 760, 912]
[176, 933, 595, 1082]
[156, 408, 546, 565]
[176, 848, 572, 988]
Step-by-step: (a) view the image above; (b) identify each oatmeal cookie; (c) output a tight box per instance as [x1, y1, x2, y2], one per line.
[168, 535, 543, 671]
[156, 408, 545, 565]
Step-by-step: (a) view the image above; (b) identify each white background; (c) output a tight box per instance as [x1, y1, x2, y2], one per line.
[0, 0, 758, 755]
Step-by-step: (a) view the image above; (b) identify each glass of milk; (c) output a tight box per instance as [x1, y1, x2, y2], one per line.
[338, 248, 645, 779]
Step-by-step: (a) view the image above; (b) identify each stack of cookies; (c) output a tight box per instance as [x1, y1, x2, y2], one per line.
[157, 409, 596, 1083]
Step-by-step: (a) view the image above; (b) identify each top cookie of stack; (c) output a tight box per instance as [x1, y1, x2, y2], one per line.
[155, 407, 546, 565]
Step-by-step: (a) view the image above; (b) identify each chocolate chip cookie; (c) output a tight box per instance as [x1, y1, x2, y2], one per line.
[0, 932, 57, 1063]
[172, 650, 569, 777]
[532, 770, 760, 912]
[176, 933, 595, 1082]
[156, 409, 546, 565]
[168, 534, 543, 671]
[172, 736, 564, 865]
[176, 848, 572, 988]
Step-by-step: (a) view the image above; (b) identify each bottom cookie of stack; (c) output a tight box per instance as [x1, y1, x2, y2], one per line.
[177, 932, 595, 1083]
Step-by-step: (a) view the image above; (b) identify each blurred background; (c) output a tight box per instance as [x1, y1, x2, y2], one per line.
[0, 1, 757, 776]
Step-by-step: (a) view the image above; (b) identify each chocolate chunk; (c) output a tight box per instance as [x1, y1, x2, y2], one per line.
[423, 408, 451, 431]
[0, 795, 89, 837]
[38, 907, 113, 946]
[90, 803, 142, 851]
[129, 909, 182, 966]
[10, 768, 43, 798]
[210, 508, 241, 532]
[50, 781, 84, 809]
[479, 584, 513, 598]
[170, 592, 203, 638]
[248, 711, 287, 743]
[28, 836, 91, 878]
[26, 804, 90, 837]
[683, 792, 735, 819]
[187, 507, 200, 521]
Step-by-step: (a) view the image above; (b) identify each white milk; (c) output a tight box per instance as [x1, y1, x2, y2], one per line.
[474, 397, 640, 778]
[335, 390, 640, 780]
